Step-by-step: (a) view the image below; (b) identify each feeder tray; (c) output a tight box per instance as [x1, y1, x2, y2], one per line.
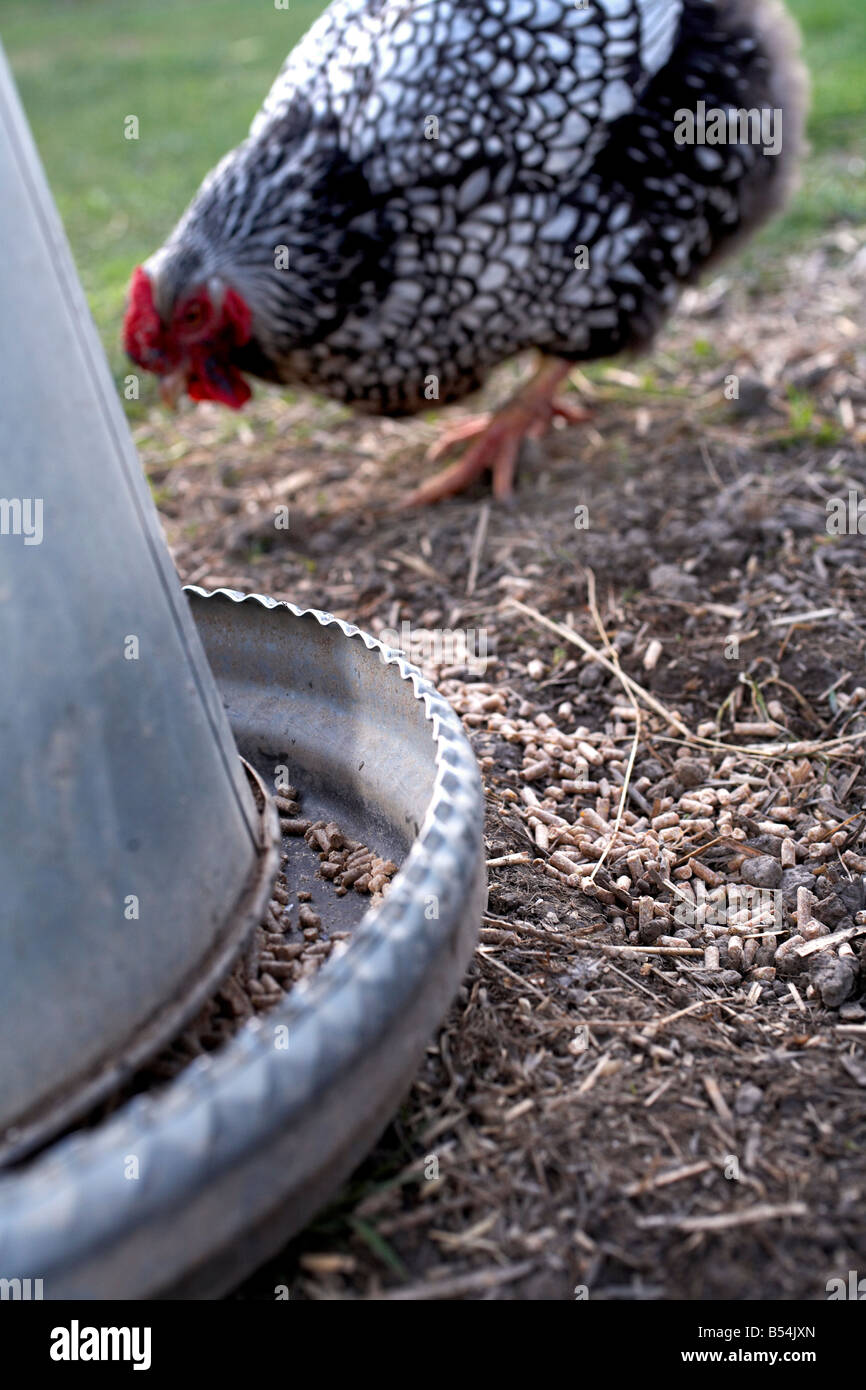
[0, 590, 485, 1298]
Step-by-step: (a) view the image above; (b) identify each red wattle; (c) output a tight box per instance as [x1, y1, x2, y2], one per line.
[187, 348, 252, 409]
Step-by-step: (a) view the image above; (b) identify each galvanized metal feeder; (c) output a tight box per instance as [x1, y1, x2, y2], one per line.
[0, 47, 485, 1295]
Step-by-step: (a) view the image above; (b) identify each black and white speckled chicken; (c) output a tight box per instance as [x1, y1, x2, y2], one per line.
[124, 0, 806, 503]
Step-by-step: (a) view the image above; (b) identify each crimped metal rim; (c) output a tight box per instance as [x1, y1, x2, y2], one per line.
[0, 592, 485, 1296]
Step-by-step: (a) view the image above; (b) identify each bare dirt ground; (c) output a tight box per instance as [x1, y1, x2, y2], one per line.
[138, 228, 866, 1301]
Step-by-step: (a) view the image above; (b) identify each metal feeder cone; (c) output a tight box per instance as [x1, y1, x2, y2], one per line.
[0, 46, 279, 1166]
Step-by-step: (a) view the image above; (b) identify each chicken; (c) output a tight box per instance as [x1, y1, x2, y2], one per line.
[124, 0, 806, 503]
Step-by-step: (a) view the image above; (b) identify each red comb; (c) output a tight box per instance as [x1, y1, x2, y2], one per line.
[123, 266, 176, 371]
[123, 266, 252, 407]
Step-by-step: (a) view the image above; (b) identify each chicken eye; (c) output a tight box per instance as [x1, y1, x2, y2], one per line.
[181, 301, 206, 328]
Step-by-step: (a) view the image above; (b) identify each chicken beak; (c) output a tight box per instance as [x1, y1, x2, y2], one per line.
[159, 368, 186, 409]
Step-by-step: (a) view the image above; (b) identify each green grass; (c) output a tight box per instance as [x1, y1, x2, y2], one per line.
[2, 0, 864, 391]
[2, 0, 324, 384]
[769, 0, 866, 243]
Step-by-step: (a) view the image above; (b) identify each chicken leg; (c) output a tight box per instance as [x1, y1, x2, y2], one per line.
[406, 358, 589, 506]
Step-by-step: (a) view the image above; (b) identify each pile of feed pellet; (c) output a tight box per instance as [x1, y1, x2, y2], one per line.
[274, 792, 398, 899]
[445, 676, 866, 1015]
[137, 785, 398, 1079]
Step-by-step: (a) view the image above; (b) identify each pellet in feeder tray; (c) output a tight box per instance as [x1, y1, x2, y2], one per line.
[126, 787, 402, 1076]
[267, 794, 398, 983]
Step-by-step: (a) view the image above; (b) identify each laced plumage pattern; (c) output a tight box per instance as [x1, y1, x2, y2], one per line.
[126, 0, 806, 418]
